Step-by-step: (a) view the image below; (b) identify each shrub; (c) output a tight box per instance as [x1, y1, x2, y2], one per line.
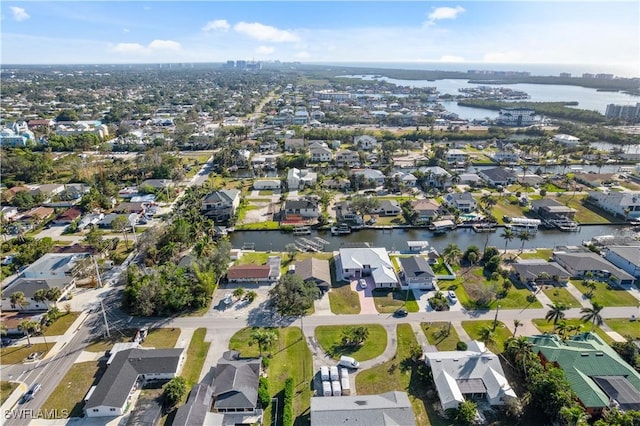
[456, 341, 468, 351]
[258, 377, 270, 408]
[282, 377, 294, 426]
[261, 356, 270, 370]
[163, 376, 187, 407]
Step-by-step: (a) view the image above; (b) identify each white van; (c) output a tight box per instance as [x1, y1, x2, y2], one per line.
[329, 366, 339, 381]
[338, 356, 360, 369]
[320, 366, 330, 381]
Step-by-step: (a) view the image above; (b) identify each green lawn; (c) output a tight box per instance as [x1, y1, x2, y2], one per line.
[235, 251, 273, 265]
[43, 312, 81, 336]
[603, 318, 640, 340]
[372, 289, 420, 313]
[230, 327, 312, 426]
[315, 324, 387, 361]
[0, 381, 18, 406]
[328, 284, 361, 314]
[455, 267, 541, 310]
[0, 343, 50, 364]
[421, 322, 461, 351]
[517, 249, 553, 260]
[40, 360, 106, 418]
[491, 199, 529, 224]
[85, 328, 180, 353]
[183, 328, 210, 389]
[542, 287, 581, 308]
[555, 195, 614, 224]
[531, 318, 614, 345]
[356, 324, 442, 426]
[234, 221, 281, 230]
[461, 320, 513, 353]
[571, 279, 639, 306]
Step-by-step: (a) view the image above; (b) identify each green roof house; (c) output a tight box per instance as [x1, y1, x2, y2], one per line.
[528, 333, 640, 416]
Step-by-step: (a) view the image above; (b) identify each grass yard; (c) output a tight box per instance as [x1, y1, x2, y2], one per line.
[532, 318, 614, 345]
[40, 360, 106, 418]
[43, 312, 81, 336]
[517, 249, 554, 260]
[571, 279, 639, 306]
[328, 284, 361, 314]
[542, 287, 581, 308]
[461, 320, 513, 353]
[0, 381, 18, 406]
[85, 328, 180, 353]
[234, 221, 280, 230]
[372, 289, 420, 313]
[491, 199, 529, 224]
[604, 318, 640, 339]
[315, 324, 387, 361]
[0, 343, 50, 364]
[421, 322, 461, 351]
[455, 267, 541, 310]
[183, 328, 210, 388]
[356, 324, 442, 426]
[235, 251, 273, 266]
[555, 195, 614, 224]
[229, 327, 312, 426]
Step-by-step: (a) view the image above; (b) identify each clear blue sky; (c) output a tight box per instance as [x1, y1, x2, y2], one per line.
[2, 1, 638, 76]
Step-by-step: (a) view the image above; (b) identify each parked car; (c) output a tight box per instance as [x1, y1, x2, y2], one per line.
[447, 290, 458, 304]
[22, 383, 41, 403]
[393, 308, 408, 318]
[358, 279, 367, 289]
[338, 356, 360, 369]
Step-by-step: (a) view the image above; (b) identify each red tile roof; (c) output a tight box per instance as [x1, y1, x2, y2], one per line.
[227, 265, 271, 280]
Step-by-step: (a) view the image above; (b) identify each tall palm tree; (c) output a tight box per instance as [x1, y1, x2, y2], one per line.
[18, 319, 36, 346]
[10, 291, 28, 311]
[480, 193, 497, 210]
[442, 243, 461, 266]
[554, 320, 569, 340]
[250, 328, 278, 357]
[33, 289, 49, 308]
[506, 336, 534, 378]
[512, 319, 522, 337]
[478, 325, 496, 347]
[517, 231, 531, 254]
[545, 302, 568, 324]
[580, 301, 604, 331]
[560, 405, 590, 426]
[500, 228, 515, 256]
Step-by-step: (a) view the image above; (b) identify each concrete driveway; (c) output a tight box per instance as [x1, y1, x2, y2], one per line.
[351, 278, 379, 314]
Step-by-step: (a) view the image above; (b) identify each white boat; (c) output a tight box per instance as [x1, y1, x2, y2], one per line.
[505, 217, 541, 234]
[292, 226, 311, 235]
[331, 224, 351, 235]
[430, 219, 456, 234]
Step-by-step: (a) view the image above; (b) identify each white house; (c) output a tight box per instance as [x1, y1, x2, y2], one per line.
[444, 192, 477, 213]
[553, 134, 580, 146]
[309, 145, 332, 163]
[287, 168, 317, 190]
[85, 348, 185, 417]
[339, 247, 398, 288]
[445, 149, 468, 164]
[354, 135, 378, 150]
[353, 169, 385, 186]
[253, 179, 281, 190]
[497, 107, 538, 126]
[419, 166, 451, 188]
[587, 191, 640, 219]
[604, 246, 640, 279]
[335, 150, 360, 168]
[492, 151, 520, 163]
[425, 341, 517, 411]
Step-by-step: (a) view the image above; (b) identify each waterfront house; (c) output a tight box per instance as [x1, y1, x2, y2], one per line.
[226, 257, 281, 284]
[339, 247, 398, 288]
[294, 257, 331, 293]
[410, 199, 441, 223]
[425, 341, 517, 411]
[552, 251, 635, 286]
[478, 167, 517, 187]
[587, 191, 640, 219]
[443, 192, 477, 213]
[511, 260, 571, 286]
[528, 333, 640, 416]
[253, 179, 281, 190]
[497, 107, 538, 126]
[85, 348, 185, 417]
[202, 189, 241, 223]
[375, 199, 401, 216]
[553, 134, 580, 146]
[398, 256, 436, 290]
[287, 168, 317, 190]
[283, 198, 319, 219]
[531, 199, 577, 221]
[419, 166, 451, 189]
[311, 391, 416, 426]
[492, 151, 520, 164]
[333, 200, 364, 225]
[604, 246, 640, 279]
[334, 149, 360, 168]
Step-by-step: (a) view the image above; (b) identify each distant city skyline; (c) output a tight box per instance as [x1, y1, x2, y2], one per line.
[1, 1, 638, 77]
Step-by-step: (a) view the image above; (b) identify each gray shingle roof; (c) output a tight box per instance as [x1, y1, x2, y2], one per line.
[310, 391, 416, 426]
[173, 383, 214, 426]
[399, 256, 435, 279]
[295, 258, 331, 288]
[212, 351, 261, 410]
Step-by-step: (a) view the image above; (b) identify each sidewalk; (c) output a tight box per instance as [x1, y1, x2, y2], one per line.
[564, 282, 591, 308]
[42, 311, 91, 361]
[452, 321, 473, 342]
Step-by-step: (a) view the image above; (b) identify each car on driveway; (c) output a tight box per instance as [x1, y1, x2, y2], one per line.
[447, 290, 458, 304]
[358, 279, 367, 289]
[393, 308, 408, 318]
[22, 383, 41, 403]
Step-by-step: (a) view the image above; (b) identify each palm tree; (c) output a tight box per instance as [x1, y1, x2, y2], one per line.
[250, 328, 278, 357]
[10, 291, 28, 311]
[554, 320, 569, 340]
[480, 193, 497, 210]
[506, 336, 534, 378]
[512, 319, 522, 337]
[517, 231, 531, 254]
[560, 405, 590, 426]
[442, 243, 461, 266]
[580, 301, 604, 331]
[545, 302, 568, 324]
[478, 325, 496, 347]
[233, 287, 245, 300]
[18, 319, 36, 346]
[500, 228, 515, 256]
[33, 289, 49, 308]
[46, 288, 62, 306]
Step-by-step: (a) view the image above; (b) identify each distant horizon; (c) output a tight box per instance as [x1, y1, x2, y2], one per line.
[2, 60, 637, 79]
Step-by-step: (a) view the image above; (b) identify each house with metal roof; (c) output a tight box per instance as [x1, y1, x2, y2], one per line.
[310, 391, 416, 426]
[528, 333, 640, 415]
[604, 246, 640, 279]
[425, 341, 517, 411]
[339, 247, 398, 288]
[85, 348, 185, 417]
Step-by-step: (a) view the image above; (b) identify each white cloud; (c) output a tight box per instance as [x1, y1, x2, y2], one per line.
[425, 6, 465, 26]
[255, 45, 275, 55]
[482, 51, 525, 63]
[234, 22, 299, 42]
[202, 19, 230, 32]
[10, 6, 30, 22]
[112, 39, 181, 55]
[296, 51, 311, 59]
[438, 55, 465, 62]
[123, 28, 130, 33]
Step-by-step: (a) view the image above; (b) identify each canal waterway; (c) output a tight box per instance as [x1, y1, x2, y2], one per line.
[229, 225, 634, 253]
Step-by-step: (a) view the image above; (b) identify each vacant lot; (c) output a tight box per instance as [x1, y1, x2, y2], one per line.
[372, 289, 420, 313]
[571, 280, 639, 306]
[604, 318, 640, 339]
[85, 328, 180, 353]
[422, 322, 461, 351]
[315, 324, 387, 361]
[542, 287, 581, 308]
[328, 284, 361, 314]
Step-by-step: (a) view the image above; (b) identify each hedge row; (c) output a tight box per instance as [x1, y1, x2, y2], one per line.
[258, 377, 270, 408]
[282, 377, 294, 426]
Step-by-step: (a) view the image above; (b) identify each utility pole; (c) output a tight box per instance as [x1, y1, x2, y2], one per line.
[101, 301, 110, 338]
[92, 255, 103, 288]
